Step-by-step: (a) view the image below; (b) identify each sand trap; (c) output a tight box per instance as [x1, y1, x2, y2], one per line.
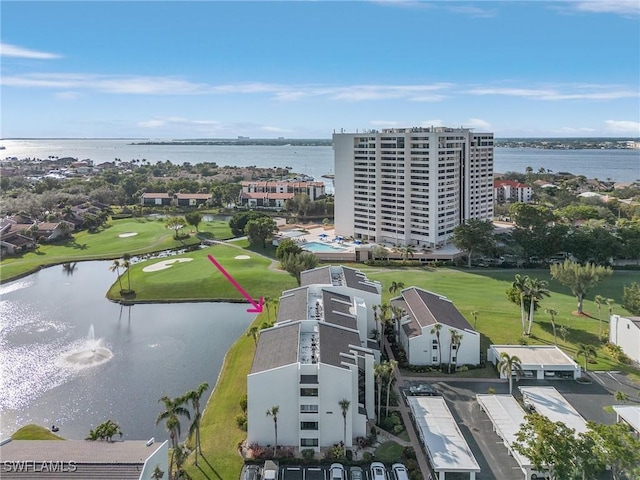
[142, 258, 193, 272]
[234, 255, 251, 260]
[119, 232, 138, 238]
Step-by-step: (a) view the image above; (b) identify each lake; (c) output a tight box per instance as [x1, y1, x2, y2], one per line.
[0, 260, 254, 441]
[1, 139, 638, 182]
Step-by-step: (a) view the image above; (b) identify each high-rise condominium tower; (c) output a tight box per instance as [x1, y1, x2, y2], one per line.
[333, 127, 493, 248]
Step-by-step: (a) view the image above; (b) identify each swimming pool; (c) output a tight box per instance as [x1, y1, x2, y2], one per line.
[301, 241, 348, 253]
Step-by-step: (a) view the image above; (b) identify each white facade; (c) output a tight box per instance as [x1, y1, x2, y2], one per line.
[247, 320, 375, 452]
[493, 180, 533, 203]
[392, 287, 480, 367]
[609, 315, 640, 363]
[488, 345, 581, 380]
[333, 127, 493, 248]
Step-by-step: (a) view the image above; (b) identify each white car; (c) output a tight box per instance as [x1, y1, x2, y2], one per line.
[330, 463, 346, 480]
[370, 461, 387, 480]
[391, 463, 409, 480]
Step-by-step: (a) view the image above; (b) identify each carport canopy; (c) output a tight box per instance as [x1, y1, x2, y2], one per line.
[612, 405, 640, 434]
[519, 386, 588, 434]
[489, 345, 580, 379]
[407, 396, 480, 480]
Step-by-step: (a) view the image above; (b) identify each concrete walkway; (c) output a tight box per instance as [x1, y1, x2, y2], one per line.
[383, 337, 434, 479]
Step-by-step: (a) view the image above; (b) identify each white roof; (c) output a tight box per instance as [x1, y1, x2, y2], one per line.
[476, 395, 532, 469]
[613, 405, 640, 433]
[491, 345, 579, 369]
[407, 396, 480, 473]
[519, 386, 588, 434]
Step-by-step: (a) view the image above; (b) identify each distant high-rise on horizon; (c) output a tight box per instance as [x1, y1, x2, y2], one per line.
[333, 126, 494, 248]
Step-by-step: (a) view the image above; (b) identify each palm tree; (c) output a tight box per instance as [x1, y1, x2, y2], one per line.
[606, 298, 615, 323]
[525, 278, 550, 335]
[400, 245, 415, 263]
[430, 324, 443, 370]
[122, 253, 132, 292]
[594, 295, 606, 340]
[372, 305, 379, 340]
[378, 303, 390, 341]
[576, 343, 597, 374]
[247, 326, 260, 346]
[338, 399, 351, 456]
[185, 382, 209, 465]
[512, 274, 529, 335]
[615, 391, 629, 403]
[173, 443, 189, 479]
[471, 311, 478, 330]
[448, 330, 463, 373]
[559, 324, 569, 344]
[266, 405, 279, 453]
[156, 395, 191, 476]
[388, 281, 405, 295]
[497, 352, 523, 395]
[109, 259, 124, 292]
[545, 308, 559, 345]
[385, 360, 398, 416]
[374, 362, 388, 423]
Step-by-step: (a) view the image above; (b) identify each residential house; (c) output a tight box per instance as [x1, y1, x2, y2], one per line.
[140, 192, 212, 207]
[609, 315, 640, 363]
[391, 287, 480, 367]
[238, 180, 326, 210]
[493, 180, 533, 203]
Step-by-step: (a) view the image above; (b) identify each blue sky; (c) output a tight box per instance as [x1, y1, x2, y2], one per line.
[1, 1, 639, 138]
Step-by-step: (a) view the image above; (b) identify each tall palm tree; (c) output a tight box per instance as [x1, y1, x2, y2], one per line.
[372, 305, 379, 341]
[247, 326, 260, 346]
[157, 396, 190, 479]
[109, 259, 124, 292]
[266, 405, 279, 453]
[545, 308, 559, 345]
[471, 311, 478, 330]
[525, 278, 550, 335]
[559, 324, 569, 344]
[606, 298, 615, 324]
[338, 399, 351, 456]
[448, 330, 463, 373]
[512, 274, 529, 335]
[378, 303, 391, 341]
[430, 324, 443, 369]
[122, 253, 132, 292]
[401, 245, 415, 263]
[594, 295, 606, 340]
[385, 360, 398, 417]
[497, 352, 523, 395]
[185, 382, 209, 464]
[374, 362, 388, 423]
[388, 281, 405, 295]
[577, 343, 597, 374]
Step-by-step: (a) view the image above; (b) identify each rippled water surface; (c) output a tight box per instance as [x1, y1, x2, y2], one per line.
[0, 261, 254, 440]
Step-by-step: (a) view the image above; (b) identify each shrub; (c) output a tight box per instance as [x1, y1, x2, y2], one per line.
[323, 444, 343, 461]
[362, 452, 372, 462]
[301, 449, 315, 461]
[235, 412, 247, 430]
[487, 387, 496, 394]
[346, 449, 353, 461]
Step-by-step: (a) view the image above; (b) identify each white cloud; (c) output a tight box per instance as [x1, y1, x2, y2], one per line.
[569, 0, 640, 16]
[447, 5, 497, 18]
[54, 91, 81, 100]
[463, 118, 492, 130]
[467, 84, 639, 101]
[260, 125, 291, 133]
[137, 117, 221, 128]
[419, 119, 445, 128]
[605, 120, 640, 134]
[0, 43, 62, 59]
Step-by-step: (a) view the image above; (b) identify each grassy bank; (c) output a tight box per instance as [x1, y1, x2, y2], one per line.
[106, 243, 297, 302]
[0, 217, 234, 283]
[12, 424, 64, 440]
[183, 313, 267, 480]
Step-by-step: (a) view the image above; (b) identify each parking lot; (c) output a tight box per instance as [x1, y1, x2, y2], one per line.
[278, 464, 395, 480]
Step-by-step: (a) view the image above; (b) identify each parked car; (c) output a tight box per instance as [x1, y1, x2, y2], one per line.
[391, 463, 409, 480]
[408, 382, 438, 396]
[330, 463, 346, 480]
[242, 464, 261, 480]
[370, 461, 387, 480]
[349, 466, 364, 480]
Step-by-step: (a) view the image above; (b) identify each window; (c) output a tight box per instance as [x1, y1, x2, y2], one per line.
[300, 388, 318, 397]
[300, 404, 318, 413]
[432, 356, 438, 362]
[301, 438, 319, 447]
[300, 422, 318, 430]
[452, 344, 457, 350]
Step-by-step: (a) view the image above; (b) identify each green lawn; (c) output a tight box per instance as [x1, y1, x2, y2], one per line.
[354, 265, 639, 379]
[0, 217, 233, 283]
[12, 424, 64, 440]
[106, 243, 297, 302]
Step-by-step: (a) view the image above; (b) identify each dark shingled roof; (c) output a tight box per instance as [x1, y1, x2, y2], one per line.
[343, 267, 379, 293]
[277, 288, 308, 322]
[250, 323, 300, 374]
[322, 290, 358, 330]
[400, 288, 473, 336]
[300, 266, 332, 286]
[318, 323, 359, 368]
